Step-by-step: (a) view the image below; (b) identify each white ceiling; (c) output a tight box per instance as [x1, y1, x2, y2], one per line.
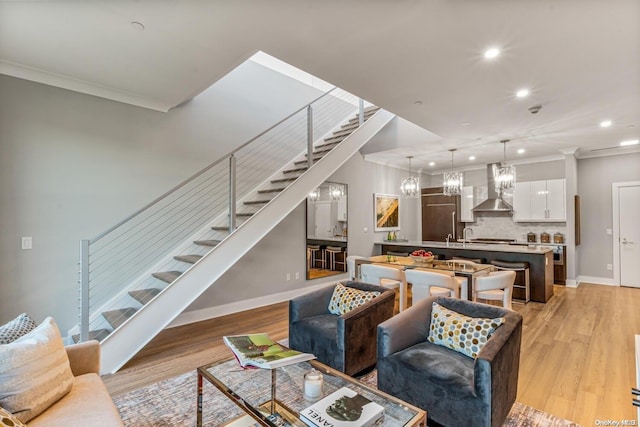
[1, 0, 638, 173]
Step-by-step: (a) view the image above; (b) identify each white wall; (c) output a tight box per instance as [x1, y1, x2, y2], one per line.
[0, 62, 324, 332]
[577, 152, 640, 280]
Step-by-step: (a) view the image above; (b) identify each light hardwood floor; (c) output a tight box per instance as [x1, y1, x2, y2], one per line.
[103, 283, 640, 426]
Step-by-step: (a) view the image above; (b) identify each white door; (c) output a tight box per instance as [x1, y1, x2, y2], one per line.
[529, 180, 548, 220]
[512, 181, 531, 221]
[619, 185, 640, 288]
[545, 179, 566, 220]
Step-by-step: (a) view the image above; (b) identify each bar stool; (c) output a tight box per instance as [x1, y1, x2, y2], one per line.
[490, 260, 530, 303]
[326, 246, 346, 271]
[307, 245, 326, 270]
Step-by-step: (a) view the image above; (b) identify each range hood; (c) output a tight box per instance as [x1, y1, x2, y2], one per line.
[472, 163, 513, 212]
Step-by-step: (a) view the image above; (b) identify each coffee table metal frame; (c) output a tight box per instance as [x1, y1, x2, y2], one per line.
[197, 357, 426, 427]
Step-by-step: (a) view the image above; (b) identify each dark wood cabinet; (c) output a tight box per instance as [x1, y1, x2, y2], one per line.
[421, 187, 464, 242]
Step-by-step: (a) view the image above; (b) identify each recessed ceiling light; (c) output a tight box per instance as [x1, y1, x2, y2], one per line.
[462, 122, 471, 126]
[484, 47, 500, 59]
[414, 100, 423, 105]
[516, 89, 529, 98]
[620, 139, 639, 147]
[600, 120, 612, 128]
[517, 148, 526, 154]
[429, 162, 435, 166]
[469, 156, 476, 161]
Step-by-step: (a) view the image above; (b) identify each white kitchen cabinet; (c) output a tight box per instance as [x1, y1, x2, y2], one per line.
[513, 179, 566, 222]
[337, 197, 347, 221]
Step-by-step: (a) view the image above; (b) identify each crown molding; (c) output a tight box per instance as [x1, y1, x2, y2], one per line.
[0, 60, 171, 112]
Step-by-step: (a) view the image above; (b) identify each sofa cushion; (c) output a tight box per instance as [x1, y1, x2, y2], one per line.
[27, 374, 124, 427]
[428, 302, 504, 358]
[0, 313, 37, 344]
[328, 283, 381, 315]
[0, 407, 26, 427]
[0, 317, 74, 423]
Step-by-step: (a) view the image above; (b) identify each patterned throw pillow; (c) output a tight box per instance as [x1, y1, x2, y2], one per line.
[0, 313, 37, 344]
[428, 302, 505, 359]
[0, 407, 26, 427]
[328, 283, 381, 315]
[0, 317, 74, 423]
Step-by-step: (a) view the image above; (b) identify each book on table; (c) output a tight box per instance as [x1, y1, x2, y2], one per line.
[299, 387, 384, 427]
[223, 333, 315, 369]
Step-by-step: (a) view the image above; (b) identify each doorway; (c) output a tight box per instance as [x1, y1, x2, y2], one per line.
[613, 182, 640, 288]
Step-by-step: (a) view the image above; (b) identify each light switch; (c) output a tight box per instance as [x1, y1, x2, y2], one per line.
[21, 237, 32, 250]
[606, 228, 613, 235]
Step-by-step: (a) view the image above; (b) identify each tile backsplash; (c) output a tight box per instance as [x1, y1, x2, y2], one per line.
[465, 214, 567, 242]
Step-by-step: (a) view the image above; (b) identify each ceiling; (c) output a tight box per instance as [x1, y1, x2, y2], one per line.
[1, 1, 638, 173]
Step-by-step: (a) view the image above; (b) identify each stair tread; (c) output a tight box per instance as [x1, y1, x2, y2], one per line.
[236, 212, 254, 217]
[314, 141, 340, 150]
[174, 254, 203, 264]
[212, 226, 230, 231]
[283, 167, 307, 174]
[102, 307, 138, 329]
[258, 188, 285, 194]
[152, 270, 182, 284]
[72, 328, 111, 343]
[244, 200, 270, 205]
[194, 239, 222, 246]
[128, 288, 162, 305]
[271, 177, 297, 183]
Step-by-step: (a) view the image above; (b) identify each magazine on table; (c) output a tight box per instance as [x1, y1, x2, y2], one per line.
[300, 387, 385, 427]
[223, 333, 315, 369]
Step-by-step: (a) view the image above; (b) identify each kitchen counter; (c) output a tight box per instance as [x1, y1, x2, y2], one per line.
[307, 235, 347, 243]
[375, 240, 554, 303]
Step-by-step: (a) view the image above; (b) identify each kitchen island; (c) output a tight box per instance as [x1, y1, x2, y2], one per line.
[375, 240, 554, 303]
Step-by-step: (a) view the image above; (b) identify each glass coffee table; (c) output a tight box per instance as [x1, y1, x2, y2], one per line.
[197, 358, 426, 426]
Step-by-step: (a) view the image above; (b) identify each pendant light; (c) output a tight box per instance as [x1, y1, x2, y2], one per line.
[400, 156, 420, 198]
[308, 188, 320, 203]
[329, 183, 345, 201]
[443, 149, 463, 196]
[495, 139, 516, 194]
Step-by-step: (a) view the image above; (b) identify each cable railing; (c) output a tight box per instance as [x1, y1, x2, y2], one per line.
[77, 87, 368, 341]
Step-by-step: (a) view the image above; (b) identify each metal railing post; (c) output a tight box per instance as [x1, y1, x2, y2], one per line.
[307, 105, 314, 168]
[359, 98, 364, 126]
[229, 154, 237, 232]
[80, 240, 90, 342]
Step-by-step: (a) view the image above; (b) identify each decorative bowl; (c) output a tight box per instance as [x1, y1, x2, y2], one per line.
[410, 255, 434, 263]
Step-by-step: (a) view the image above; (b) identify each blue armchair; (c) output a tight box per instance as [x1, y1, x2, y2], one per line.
[377, 296, 522, 427]
[289, 281, 395, 376]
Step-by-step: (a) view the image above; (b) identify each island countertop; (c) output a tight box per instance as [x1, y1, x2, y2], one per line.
[375, 240, 554, 303]
[375, 240, 553, 254]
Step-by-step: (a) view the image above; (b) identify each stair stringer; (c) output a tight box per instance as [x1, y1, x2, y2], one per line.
[99, 109, 396, 374]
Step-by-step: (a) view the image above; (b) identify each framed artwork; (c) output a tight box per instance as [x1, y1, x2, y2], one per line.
[374, 193, 400, 231]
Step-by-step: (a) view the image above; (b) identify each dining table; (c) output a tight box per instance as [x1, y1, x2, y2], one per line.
[354, 255, 494, 310]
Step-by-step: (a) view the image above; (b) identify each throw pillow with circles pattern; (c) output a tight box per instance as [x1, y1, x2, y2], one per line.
[328, 283, 381, 315]
[428, 302, 505, 359]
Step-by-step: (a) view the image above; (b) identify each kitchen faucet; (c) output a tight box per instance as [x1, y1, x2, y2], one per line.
[446, 233, 453, 247]
[463, 227, 473, 244]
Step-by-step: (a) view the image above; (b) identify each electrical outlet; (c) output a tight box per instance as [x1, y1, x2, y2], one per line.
[606, 264, 613, 271]
[21, 237, 32, 250]
[295, 272, 299, 280]
[286, 273, 291, 281]
[606, 228, 613, 235]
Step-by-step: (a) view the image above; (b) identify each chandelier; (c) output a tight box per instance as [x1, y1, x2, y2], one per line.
[400, 156, 420, 198]
[495, 139, 516, 194]
[329, 183, 345, 201]
[443, 149, 463, 196]
[308, 188, 320, 202]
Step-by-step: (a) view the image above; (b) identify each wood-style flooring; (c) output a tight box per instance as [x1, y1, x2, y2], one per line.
[102, 283, 640, 426]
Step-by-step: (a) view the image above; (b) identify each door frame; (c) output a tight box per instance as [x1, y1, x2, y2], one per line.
[612, 181, 640, 286]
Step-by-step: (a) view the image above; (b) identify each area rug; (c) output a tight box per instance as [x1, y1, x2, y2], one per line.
[113, 369, 581, 426]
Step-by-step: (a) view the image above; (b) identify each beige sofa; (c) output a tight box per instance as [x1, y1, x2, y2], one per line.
[27, 340, 123, 426]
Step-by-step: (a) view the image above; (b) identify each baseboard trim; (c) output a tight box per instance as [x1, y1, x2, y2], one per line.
[166, 280, 338, 328]
[577, 275, 618, 287]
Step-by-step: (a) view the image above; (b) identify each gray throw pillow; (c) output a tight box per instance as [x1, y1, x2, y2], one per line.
[0, 313, 37, 344]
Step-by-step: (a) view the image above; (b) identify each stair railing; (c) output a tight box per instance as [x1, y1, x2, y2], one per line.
[77, 87, 367, 342]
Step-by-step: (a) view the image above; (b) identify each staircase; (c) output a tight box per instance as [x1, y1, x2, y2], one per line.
[77, 100, 394, 373]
